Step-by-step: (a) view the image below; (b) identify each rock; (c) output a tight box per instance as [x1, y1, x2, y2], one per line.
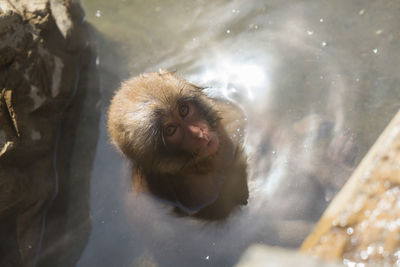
[302, 110, 400, 265]
[0, 0, 97, 266]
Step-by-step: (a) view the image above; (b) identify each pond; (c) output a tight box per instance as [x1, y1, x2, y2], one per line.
[43, 0, 400, 266]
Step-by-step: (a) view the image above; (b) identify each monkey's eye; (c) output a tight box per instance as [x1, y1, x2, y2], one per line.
[164, 125, 177, 136]
[179, 104, 189, 117]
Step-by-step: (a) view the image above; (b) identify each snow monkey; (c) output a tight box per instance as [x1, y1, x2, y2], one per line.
[108, 70, 248, 219]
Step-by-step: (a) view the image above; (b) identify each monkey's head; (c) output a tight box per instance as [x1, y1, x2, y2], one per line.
[108, 71, 222, 176]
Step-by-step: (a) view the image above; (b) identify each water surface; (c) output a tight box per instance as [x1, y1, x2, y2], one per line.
[73, 0, 400, 266]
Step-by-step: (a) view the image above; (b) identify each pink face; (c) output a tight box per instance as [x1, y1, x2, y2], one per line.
[162, 102, 219, 159]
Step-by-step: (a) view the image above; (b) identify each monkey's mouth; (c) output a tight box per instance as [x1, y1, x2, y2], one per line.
[207, 138, 216, 148]
[205, 135, 219, 156]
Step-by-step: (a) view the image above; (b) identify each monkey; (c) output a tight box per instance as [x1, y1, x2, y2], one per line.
[107, 70, 248, 220]
[246, 111, 357, 233]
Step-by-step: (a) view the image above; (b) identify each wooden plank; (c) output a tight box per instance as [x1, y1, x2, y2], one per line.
[301, 109, 400, 265]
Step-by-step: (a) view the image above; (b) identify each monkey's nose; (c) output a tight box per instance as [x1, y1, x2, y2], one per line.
[187, 125, 209, 141]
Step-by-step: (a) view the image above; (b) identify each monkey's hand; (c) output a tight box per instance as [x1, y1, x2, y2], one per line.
[328, 128, 358, 167]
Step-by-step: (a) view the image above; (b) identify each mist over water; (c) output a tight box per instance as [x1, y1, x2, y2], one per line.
[76, 0, 400, 266]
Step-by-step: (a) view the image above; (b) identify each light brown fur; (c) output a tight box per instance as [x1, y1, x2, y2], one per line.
[107, 71, 248, 219]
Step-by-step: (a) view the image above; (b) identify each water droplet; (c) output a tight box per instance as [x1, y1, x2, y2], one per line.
[367, 246, 375, 255]
[321, 41, 327, 47]
[95, 10, 101, 18]
[394, 250, 400, 260]
[226, 29, 231, 34]
[360, 250, 368, 260]
[343, 259, 356, 267]
[388, 221, 397, 231]
[347, 227, 354, 235]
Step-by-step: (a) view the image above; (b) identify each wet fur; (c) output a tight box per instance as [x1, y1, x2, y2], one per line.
[108, 71, 248, 219]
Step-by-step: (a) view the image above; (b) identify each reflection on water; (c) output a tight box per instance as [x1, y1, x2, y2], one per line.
[73, 0, 400, 266]
[195, 57, 269, 102]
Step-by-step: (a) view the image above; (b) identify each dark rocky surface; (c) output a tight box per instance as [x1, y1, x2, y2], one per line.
[0, 1, 100, 266]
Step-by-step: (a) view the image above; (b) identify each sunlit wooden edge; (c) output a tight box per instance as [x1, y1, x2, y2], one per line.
[301, 109, 400, 253]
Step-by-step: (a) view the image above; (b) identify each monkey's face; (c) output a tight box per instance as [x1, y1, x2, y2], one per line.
[162, 101, 219, 160]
